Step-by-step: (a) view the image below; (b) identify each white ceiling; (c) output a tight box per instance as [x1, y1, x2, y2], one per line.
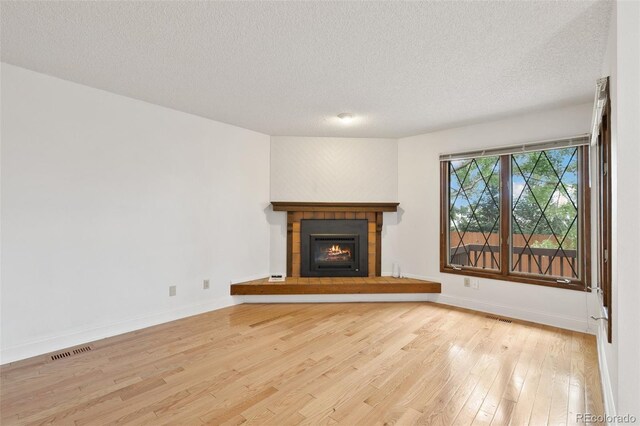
[1, 1, 611, 138]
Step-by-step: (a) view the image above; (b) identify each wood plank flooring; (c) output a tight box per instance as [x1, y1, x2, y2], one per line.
[0, 303, 604, 425]
[230, 277, 441, 295]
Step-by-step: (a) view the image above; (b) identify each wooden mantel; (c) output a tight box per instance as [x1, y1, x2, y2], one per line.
[271, 201, 399, 212]
[271, 201, 399, 277]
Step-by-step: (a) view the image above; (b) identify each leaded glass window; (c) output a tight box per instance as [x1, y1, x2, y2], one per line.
[441, 143, 589, 290]
[448, 156, 500, 270]
[511, 147, 579, 279]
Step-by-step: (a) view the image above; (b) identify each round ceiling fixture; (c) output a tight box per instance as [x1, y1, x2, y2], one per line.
[337, 113, 354, 123]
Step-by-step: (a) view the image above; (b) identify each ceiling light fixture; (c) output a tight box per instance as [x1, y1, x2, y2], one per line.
[337, 113, 354, 123]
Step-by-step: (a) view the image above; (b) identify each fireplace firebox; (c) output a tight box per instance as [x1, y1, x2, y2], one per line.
[301, 219, 368, 277]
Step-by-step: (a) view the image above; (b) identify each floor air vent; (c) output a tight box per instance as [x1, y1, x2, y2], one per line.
[486, 315, 513, 324]
[50, 346, 92, 361]
[51, 351, 71, 361]
[73, 346, 92, 355]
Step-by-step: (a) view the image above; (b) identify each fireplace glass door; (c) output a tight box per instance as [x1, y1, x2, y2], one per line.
[311, 235, 358, 272]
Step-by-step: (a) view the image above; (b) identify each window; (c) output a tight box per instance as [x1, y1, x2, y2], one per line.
[440, 139, 591, 290]
[447, 156, 501, 271]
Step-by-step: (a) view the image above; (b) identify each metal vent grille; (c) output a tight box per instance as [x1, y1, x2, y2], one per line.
[50, 346, 92, 361]
[486, 315, 513, 324]
[51, 351, 71, 361]
[73, 346, 92, 355]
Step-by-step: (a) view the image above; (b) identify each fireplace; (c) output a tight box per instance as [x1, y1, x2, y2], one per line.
[301, 219, 368, 277]
[271, 202, 399, 277]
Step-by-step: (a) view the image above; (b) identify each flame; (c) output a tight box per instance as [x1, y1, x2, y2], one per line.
[327, 245, 351, 256]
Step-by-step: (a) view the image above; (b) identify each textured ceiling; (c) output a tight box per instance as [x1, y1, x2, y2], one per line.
[1, 1, 611, 138]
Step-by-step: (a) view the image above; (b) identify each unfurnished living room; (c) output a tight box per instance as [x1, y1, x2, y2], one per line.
[1, 1, 639, 425]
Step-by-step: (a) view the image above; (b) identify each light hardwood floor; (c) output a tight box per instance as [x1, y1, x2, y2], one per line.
[0, 303, 604, 425]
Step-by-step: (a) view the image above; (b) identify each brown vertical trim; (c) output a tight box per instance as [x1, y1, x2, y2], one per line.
[597, 84, 613, 342]
[500, 155, 511, 277]
[581, 145, 591, 291]
[597, 129, 607, 333]
[375, 212, 383, 276]
[440, 162, 448, 271]
[605, 98, 612, 343]
[286, 212, 293, 277]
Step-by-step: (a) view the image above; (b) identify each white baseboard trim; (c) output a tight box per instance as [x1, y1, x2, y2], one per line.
[400, 272, 592, 333]
[0, 296, 238, 365]
[235, 294, 432, 304]
[400, 272, 441, 281]
[231, 273, 270, 284]
[596, 324, 617, 423]
[430, 293, 590, 333]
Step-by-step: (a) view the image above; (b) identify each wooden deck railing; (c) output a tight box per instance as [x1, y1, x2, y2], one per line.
[450, 244, 578, 278]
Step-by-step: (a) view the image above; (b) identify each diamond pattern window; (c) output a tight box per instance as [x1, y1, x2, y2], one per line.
[511, 147, 579, 279]
[448, 156, 501, 270]
[440, 144, 590, 291]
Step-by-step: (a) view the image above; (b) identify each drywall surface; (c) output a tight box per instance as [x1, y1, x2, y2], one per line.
[397, 103, 598, 333]
[1, 64, 271, 363]
[270, 136, 397, 202]
[596, 1, 640, 421]
[592, 6, 619, 418]
[612, 1, 640, 418]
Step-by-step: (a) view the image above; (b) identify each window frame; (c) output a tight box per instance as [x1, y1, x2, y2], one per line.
[596, 87, 613, 342]
[440, 145, 591, 291]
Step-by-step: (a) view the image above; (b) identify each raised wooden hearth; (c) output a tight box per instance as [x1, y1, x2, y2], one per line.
[230, 276, 441, 295]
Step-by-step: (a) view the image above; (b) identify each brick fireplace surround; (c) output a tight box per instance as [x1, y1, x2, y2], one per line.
[271, 202, 400, 278]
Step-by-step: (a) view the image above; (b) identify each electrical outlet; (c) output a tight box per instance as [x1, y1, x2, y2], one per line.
[471, 280, 480, 290]
[169, 285, 176, 297]
[464, 277, 471, 287]
[203, 279, 210, 290]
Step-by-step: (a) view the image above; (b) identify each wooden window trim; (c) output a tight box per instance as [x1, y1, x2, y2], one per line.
[440, 146, 591, 292]
[597, 89, 613, 342]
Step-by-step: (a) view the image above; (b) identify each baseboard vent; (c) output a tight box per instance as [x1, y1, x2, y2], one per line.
[486, 315, 513, 324]
[72, 346, 92, 355]
[50, 351, 71, 361]
[50, 346, 92, 361]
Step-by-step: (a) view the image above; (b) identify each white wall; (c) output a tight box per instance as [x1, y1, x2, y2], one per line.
[612, 1, 640, 419]
[270, 136, 397, 202]
[0, 64, 271, 363]
[594, 1, 640, 421]
[397, 103, 598, 332]
[269, 136, 400, 275]
[593, 5, 619, 417]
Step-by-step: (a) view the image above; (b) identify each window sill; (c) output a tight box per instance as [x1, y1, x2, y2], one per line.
[440, 266, 589, 292]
